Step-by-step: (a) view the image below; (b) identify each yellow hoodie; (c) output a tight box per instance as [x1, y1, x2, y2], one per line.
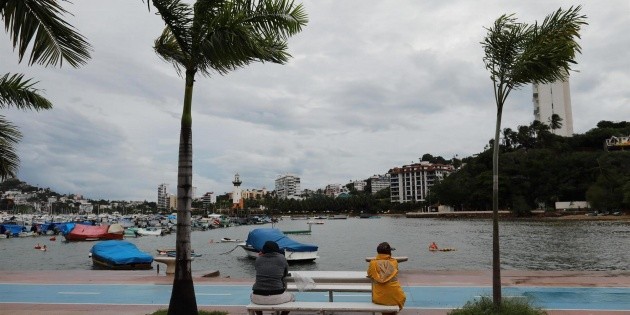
[367, 253, 406, 310]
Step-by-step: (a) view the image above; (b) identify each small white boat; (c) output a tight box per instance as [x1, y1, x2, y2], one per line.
[135, 227, 163, 236]
[220, 237, 240, 243]
[238, 228, 318, 262]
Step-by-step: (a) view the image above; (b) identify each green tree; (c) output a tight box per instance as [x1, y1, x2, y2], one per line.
[0, 0, 91, 179]
[147, 1, 307, 313]
[481, 6, 586, 310]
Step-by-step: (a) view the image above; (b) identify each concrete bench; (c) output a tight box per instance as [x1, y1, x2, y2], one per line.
[286, 283, 372, 302]
[246, 301, 399, 315]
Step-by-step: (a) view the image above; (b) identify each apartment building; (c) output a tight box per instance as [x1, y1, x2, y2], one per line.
[157, 183, 169, 211]
[368, 174, 390, 194]
[275, 174, 301, 199]
[389, 161, 454, 203]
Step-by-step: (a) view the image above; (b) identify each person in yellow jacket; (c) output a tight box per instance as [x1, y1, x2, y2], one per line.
[367, 242, 406, 314]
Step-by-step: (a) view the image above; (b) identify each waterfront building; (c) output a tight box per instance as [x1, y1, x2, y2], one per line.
[605, 135, 630, 151]
[349, 180, 367, 192]
[202, 192, 216, 208]
[275, 174, 301, 199]
[232, 173, 243, 209]
[389, 160, 454, 204]
[242, 188, 268, 200]
[168, 194, 177, 211]
[368, 174, 390, 194]
[157, 183, 168, 211]
[532, 78, 574, 137]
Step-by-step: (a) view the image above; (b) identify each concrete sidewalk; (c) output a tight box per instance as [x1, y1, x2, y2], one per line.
[1, 269, 629, 315]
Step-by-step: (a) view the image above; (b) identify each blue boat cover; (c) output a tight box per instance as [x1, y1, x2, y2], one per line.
[90, 240, 153, 265]
[0, 224, 25, 236]
[56, 222, 76, 236]
[245, 228, 318, 252]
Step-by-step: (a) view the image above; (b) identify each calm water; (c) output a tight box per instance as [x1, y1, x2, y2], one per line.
[1, 217, 628, 278]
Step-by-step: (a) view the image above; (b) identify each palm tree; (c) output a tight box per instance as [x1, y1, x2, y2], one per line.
[549, 113, 564, 132]
[1, 0, 92, 179]
[481, 6, 586, 310]
[147, 1, 307, 313]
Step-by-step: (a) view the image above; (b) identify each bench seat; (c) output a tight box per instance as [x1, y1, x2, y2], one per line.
[285, 283, 372, 302]
[246, 301, 399, 315]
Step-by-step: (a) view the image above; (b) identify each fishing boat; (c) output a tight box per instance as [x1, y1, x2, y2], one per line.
[90, 240, 153, 270]
[238, 228, 319, 262]
[65, 224, 124, 241]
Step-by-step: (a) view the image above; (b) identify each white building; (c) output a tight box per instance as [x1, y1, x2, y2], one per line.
[532, 79, 574, 137]
[389, 161, 454, 204]
[368, 174, 390, 194]
[202, 192, 216, 208]
[157, 183, 169, 211]
[275, 174, 301, 199]
[232, 173, 243, 209]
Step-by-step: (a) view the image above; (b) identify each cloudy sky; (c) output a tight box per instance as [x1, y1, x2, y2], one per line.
[1, 0, 629, 201]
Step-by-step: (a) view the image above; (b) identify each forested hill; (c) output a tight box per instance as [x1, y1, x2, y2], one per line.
[428, 120, 630, 214]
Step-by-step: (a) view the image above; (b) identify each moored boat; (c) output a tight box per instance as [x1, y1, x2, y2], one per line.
[65, 224, 124, 241]
[135, 227, 163, 236]
[90, 240, 153, 270]
[238, 228, 318, 262]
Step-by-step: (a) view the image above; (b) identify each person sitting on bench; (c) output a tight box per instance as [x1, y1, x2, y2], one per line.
[367, 242, 406, 315]
[250, 241, 294, 315]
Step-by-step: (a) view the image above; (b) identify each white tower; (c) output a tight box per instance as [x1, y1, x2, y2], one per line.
[232, 173, 243, 209]
[532, 78, 574, 137]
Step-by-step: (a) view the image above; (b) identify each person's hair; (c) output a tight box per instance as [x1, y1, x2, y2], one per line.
[262, 241, 280, 254]
[377, 242, 394, 254]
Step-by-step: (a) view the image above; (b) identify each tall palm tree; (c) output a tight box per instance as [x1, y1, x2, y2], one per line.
[481, 6, 586, 311]
[148, 1, 307, 313]
[1, 0, 91, 179]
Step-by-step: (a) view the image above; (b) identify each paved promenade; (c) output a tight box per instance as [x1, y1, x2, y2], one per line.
[1, 269, 629, 315]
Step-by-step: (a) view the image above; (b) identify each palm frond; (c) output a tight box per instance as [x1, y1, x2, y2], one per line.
[0, 73, 53, 111]
[1, 0, 92, 67]
[0, 115, 22, 180]
[192, 0, 308, 76]
[151, 0, 193, 55]
[154, 28, 188, 76]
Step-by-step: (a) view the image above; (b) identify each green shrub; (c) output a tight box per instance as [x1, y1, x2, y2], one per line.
[448, 297, 547, 315]
[150, 310, 228, 315]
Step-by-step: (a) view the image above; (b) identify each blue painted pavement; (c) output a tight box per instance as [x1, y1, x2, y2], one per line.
[0, 283, 628, 311]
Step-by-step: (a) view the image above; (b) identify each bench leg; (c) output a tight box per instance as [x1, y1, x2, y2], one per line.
[328, 290, 333, 302]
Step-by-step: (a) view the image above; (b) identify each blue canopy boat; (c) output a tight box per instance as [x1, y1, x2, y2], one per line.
[90, 240, 153, 270]
[238, 228, 318, 262]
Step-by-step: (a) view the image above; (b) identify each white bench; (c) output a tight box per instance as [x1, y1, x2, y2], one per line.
[153, 256, 195, 275]
[246, 301, 399, 315]
[286, 283, 372, 302]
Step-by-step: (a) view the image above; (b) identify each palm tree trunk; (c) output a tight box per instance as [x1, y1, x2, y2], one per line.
[168, 69, 198, 315]
[492, 102, 503, 311]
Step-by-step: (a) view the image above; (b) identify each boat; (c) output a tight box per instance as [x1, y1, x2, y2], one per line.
[220, 237, 240, 242]
[90, 240, 153, 270]
[238, 228, 319, 262]
[64, 224, 124, 241]
[135, 227, 163, 236]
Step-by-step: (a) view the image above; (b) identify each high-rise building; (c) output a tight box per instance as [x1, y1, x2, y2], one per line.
[532, 79, 574, 137]
[275, 174, 301, 199]
[389, 161, 454, 204]
[368, 174, 391, 194]
[157, 183, 168, 211]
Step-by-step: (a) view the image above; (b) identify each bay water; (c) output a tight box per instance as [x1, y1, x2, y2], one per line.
[1, 217, 628, 278]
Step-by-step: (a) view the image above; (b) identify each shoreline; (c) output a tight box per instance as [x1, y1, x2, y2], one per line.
[403, 210, 630, 221]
